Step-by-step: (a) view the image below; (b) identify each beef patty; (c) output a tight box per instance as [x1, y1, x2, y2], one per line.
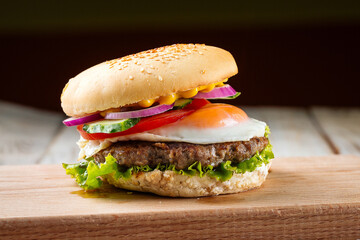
[94, 137, 269, 170]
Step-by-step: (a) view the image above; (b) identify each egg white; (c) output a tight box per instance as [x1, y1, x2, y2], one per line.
[78, 118, 267, 159]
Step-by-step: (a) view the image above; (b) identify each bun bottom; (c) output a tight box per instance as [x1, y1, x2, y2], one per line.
[104, 161, 272, 197]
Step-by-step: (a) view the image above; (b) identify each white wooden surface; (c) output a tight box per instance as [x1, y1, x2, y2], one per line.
[244, 107, 334, 157]
[0, 100, 359, 165]
[40, 126, 80, 165]
[311, 107, 360, 155]
[0, 101, 63, 165]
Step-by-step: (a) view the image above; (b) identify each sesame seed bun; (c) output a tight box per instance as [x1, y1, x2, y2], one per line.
[104, 162, 271, 197]
[61, 44, 238, 117]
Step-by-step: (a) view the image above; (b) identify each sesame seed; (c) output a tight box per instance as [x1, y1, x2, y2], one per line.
[104, 44, 207, 70]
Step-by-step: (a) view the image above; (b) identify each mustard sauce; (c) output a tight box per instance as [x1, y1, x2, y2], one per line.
[101, 79, 228, 115]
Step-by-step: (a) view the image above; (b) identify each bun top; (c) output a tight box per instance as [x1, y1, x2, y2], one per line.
[61, 44, 238, 116]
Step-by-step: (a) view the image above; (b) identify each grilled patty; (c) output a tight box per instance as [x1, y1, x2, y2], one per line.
[94, 137, 269, 170]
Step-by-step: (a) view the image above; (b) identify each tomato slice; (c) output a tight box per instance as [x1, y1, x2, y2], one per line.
[77, 99, 210, 140]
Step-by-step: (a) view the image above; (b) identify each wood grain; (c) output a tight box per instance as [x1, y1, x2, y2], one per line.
[40, 126, 79, 165]
[312, 107, 360, 156]
[0, 101, 62, 165]
[0, 155, 359, 239]
[244, 106, 334, 157]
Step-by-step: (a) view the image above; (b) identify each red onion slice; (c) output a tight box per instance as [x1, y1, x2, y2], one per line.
[193, 84, 237, 99]
[63, 113, 103, 126]
[105, 104, 174, 120]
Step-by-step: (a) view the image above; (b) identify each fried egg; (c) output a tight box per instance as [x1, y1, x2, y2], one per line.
[78, 103, 267, 159]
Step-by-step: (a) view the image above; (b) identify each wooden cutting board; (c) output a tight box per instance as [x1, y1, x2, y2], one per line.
[0, 155, 359, 240]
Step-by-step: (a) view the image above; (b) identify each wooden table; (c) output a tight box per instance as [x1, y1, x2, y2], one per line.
[1, 100, 360, 239]
[1, 100, 359, 165]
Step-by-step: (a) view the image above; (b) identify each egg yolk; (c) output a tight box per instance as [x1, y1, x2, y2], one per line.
[176, 103, 249, 128]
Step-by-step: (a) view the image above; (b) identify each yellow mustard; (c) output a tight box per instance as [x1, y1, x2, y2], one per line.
[138, 99, 156, 108]
[158, 93, 178, 105]
[100, 79, 229, 115]
[138, 79, 228, 108]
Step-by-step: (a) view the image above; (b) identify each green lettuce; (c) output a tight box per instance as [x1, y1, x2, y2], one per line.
[265, 125, 271, 138]
[63, 142, 274, 191]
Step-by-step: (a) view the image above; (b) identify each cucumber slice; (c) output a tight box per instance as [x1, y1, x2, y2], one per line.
[83, 118, 140, 134]
[217, 92, 241, 100]
[174, 99, 192, 109]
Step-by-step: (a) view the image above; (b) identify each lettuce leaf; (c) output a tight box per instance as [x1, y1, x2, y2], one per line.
[63, 132, 274, 191]
[265, 125, 271, 138]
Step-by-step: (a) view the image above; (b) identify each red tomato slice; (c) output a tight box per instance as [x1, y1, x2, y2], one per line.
[77, 99, 210, 140]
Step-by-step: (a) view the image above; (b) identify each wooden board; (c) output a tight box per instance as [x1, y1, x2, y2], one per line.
[0, 155, 359, 239]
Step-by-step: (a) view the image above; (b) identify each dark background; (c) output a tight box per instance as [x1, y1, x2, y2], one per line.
[1, 1, 360, 112]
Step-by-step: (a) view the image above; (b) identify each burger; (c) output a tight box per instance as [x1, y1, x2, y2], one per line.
[61, 44, 274, 197]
